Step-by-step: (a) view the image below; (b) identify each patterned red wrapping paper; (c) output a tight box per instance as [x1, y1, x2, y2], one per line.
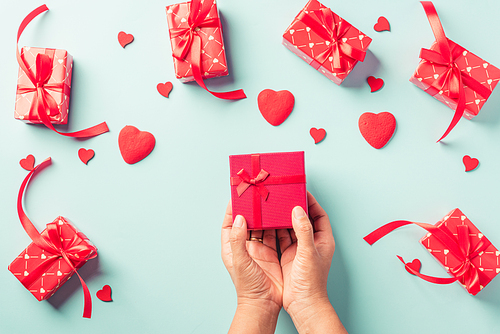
[419, 208, 500, 295]
[166, 0, 228, 82]
[282, 0, 372, 85]
[229, 152, 307, 230]
[8, 216, 97, 301]
[15, 47, 73, 124]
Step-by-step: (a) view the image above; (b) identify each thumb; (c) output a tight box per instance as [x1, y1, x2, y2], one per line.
[292, 206, 315, 252]
[229, 215, 252, 269]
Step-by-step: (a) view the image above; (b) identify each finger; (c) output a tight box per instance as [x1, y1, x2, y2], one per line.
[263, 229, 277, 251]
[277, 228, 292, 251]
[307, 191, 332, 235]
[292, 206, 315, 251]
[229, 215, 253, 269]
[250, 230, 263, 241]
[290, 229, 297, 244]
[222, 201, 233, 229]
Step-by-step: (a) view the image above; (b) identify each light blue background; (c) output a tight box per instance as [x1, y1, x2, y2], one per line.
[1, 0, 500, 333]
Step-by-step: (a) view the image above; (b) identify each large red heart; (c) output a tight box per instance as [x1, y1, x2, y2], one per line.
[374, 16, 390, 32]
[157, 82, 173, 98]
[78, 148, 95, 165]
[310, 127, 326, 144]
[358, 112, 396, 149]
[405, 259, 422, 275]
[118, 126, 155, 164]
[257, 89, 294, 126]
[20, 154, 35, 171]
[367, 76, 384, 92]
[463, 155, 479, 172]
[118, 31, 134, 48]
[96, 285, 112, 302]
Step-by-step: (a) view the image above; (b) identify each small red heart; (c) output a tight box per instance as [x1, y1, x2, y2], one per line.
[374, 16, 390, 32]
[19, 154, 35, 171]
[405, 259, 422, 275]
[367, 76, 384, 92]
[257, 89, 295, 126]
[96, 285, 112, 302]
[157, 82, 173, 98]
[310, 128, 326, 144]
[358, 112, 396, 149]
[78, 148, 95, 165]
[463, 155, 479, 172]
[118, 31, 134, 48]
[118, 125, 156, 164]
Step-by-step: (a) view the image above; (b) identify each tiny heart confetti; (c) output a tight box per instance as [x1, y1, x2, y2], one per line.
[358, 112, 396, 149]
[463, 155, 479, 172]
[374, 16, 390, 32]
[157, 82, 173, 98]
[78, 148, 95, 165]
[257, 89, 294, 126]
[96, 285, 112, 302]
[367, 76, 384, 92]
[19, 154, 35, 171]
[118, 125, 155, 164]
[118, 31, 134, 48]
[310, 128, 326, 144]
[405, 259, 422, 275]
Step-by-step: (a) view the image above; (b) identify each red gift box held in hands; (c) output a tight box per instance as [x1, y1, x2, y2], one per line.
[229, 152, 307, 230]
[409, 2, 500, 142]
[364, 208, 500, 295]
[282, 0, 372, 85]
[8, 158, 97, 318]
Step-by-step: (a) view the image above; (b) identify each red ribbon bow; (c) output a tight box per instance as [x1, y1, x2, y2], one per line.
[297, 7, 366, 70]
[16, 5, 109, 138]
[18, 158, 97, 318]
[168, 0, 246, 100]
[419, 1, 492, 142]
[364, 218, 492, 295]
[235, 168, 270, 200]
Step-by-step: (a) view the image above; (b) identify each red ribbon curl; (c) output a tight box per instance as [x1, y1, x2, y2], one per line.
[169, 0, 246, 100]
[18, 158, 97, 318]
[16, 5, 109, 138]
[364, 219, 491, 295]
[419, 1, 492, 142]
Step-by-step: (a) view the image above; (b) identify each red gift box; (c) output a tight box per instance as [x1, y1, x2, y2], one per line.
[229, 152, 307, 230]
[364, 208, 500, 295]
[410, 2, 500, 141]
[8, 216, 97, 301]
[15, 47, 72, 124]
[282, 0, 372, 85]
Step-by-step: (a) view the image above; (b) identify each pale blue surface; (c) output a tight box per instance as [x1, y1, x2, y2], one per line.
[1, 0, 500, 333]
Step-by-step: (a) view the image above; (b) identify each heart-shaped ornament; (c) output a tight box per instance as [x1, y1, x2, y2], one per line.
[157, 82, 173, 98]
[78, 148, 95, 165]
[374, 16, 390, 32]
[310, 128, 326, 144]
[463, 155, 479, 172]
[405, 259, 422, 275]
[20, 154, 35, 171]
[118, 126, 156, 164]
[367, 76, 384, 92]
[96, 285, 112, 302]
[358, 112, 396, 149]
[257, 89, 295, 126]
[118, 31, 134, 48]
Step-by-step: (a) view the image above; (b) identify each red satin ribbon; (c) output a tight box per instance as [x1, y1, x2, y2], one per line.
[364, 219, 491, 295]
[17, 5, 109, 138]
[230, 154, 306, 229]
[297, 7, 366, 70]
[169, 0, 246, 100]
[419, 2, 492, 142]
[18, 158, 97, 318]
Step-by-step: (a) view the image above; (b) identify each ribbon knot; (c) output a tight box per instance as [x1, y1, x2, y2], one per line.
[235, 168, 270, 200]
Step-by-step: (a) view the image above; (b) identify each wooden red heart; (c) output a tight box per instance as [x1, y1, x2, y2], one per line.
[78, 148, 95, 165]
[463, 155, 479, 172]
[118, 31, 134, 48]
[157, 82, 173, 98]
[96, 285, 112, 302]
[405, 259, 422, 275]
[358, 112, 396, 149]
[367, 76, 384, 92]
[19, 154, 35, 171]
[374, 16, 390, 32]
[257, 89, 294, 126]
[118, 125, 155, 164]
[310, 128, 326, 144]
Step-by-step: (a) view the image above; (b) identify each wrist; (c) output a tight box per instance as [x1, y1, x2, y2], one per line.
[287, 295, 338, 333]
[237, 297, 281, 319]
[229, 299, 281, 334]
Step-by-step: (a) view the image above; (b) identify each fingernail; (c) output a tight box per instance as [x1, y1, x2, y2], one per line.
[293, 206, 306, 219]
[233, 215, 243, 227]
